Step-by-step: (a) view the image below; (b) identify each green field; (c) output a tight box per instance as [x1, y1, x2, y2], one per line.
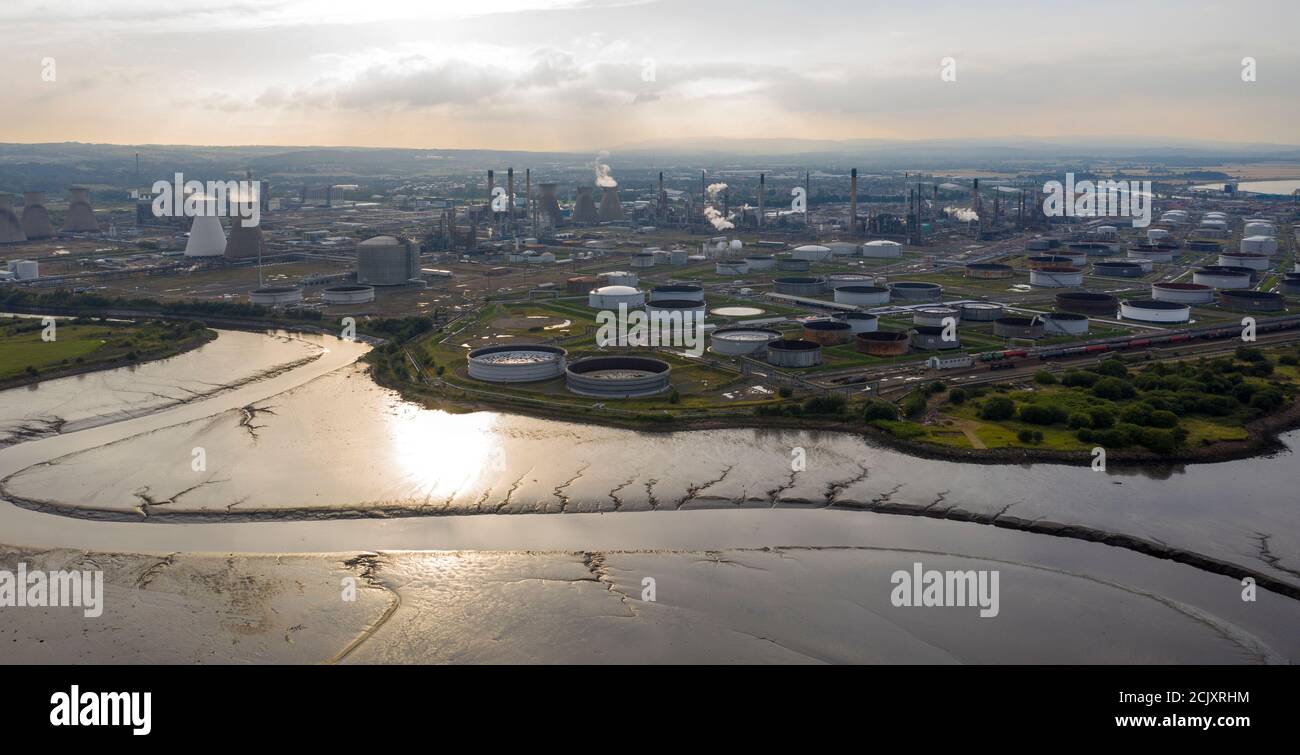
[0, 317, 211, 382]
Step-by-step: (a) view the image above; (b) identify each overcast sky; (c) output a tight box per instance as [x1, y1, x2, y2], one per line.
[2, 0, 1297, 150]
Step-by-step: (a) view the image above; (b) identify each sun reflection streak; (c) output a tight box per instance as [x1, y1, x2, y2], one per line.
[388, 403, 501, 501]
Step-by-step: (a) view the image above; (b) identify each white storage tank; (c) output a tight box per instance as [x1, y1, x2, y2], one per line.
[321, 285, 376, 304]
[743, 255, 775, 271]
[791, 244, 832, 261]
[249, 286, 303, 307]
[1029, 267, 1083, 287]
[1240, 236, 1278, 256]
[1041, 311, 1090, 336]
[709, 328, 782, 356]
[861, 240, 903, 258]
[630, 252, 655, 268]
[1219, 253, 1270, 271]
[8, 259, 39, 280]
[1151, 282, 1214, 304]
[468, 345, 567, 383]
[913, 306, 960, 327]
[716, 260, 748, 275]
[588, 285, 645, 309]
[599, 270, 638, 287]
[827, 241, 860, 257]
[1243, 222, 1274, 237]
[1120, 299, 1190, 323]
[1146, 228, 1171, 244]
[834, 285, 890, 306]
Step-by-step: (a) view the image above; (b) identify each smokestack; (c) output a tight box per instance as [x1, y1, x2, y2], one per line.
[525, 168, 532, 227]
[598, 186, 625, 222]
[21, 191, 54, 239]
[758, 173, 765, 228]
[722, 187, 729, 220]
[507, 167, 515, 227]
[573, 186, 599, 224]
[850, 169, 858, 237]
[658, 171, 665, 223]
[0, 194, 27, 244]
[538, 183, 563, 227]
[487, 170, 495, 215]
[701, 170, 707, 221]
[61, 187, 99, 233]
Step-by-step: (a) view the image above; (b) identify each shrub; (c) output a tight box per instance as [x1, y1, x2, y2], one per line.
[777, 386, 793, 399]
[1089, 409, 1115, 429]
[863, 401, 899, 422]
[1016, 429, 1043, 444]
[803, 395, 847, 416]
[948, 388, 967, 405]
[901, 392, 928, 418]
[668, 389, 681, 404]
[1092, 377, 1135, 401]
[1148, 410, 1179, 429]
[1232, 382, 1257, 404]
[1061, 370, 1098, 388]
[1250, 387, 1284, 412]
[1094, 359, 1129, 378]
[1068, 412, 1092, 430]
[1235, 346, 1266, 363]
[979, 396, 1016, 421]
[1018, 403, 1068, 426]
[1279, 354, 1299, 366]
[927, 381, 947, 395]
[1033, 370, 1057, 385]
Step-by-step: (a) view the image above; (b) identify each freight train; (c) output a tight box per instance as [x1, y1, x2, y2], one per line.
[973, 312, 1300, 364]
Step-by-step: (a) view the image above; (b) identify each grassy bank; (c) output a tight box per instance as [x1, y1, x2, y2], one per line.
[0, 316, 215, 387]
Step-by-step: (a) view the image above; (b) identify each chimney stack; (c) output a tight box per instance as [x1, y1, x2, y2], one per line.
[525, 168, 532, 227]
[758, 173, 765, 228]
[507, 168, 515, 227]
[658, 171, 666, 223]
[850, 169, 858, 237]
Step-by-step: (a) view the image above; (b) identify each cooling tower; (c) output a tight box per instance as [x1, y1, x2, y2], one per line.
[573, 186, 600, 224]
[20, 192, 54, 239]
[538, 183, 563, 227]
[225, 218, 265, 260]
[61, 187, 99, 233]
[0, 194, 27, 244]
[598, 186, 625, 222]
[184, 198, 227, 257]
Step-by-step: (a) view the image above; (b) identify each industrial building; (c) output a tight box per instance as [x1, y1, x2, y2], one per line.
[6, 259, 39, 280]
[357, 235, 419, 285]
[468, 344, 567, 383]
[572, 187, 600, 224]
[565, 356, 671, 397]
[766, 338, 823, 367]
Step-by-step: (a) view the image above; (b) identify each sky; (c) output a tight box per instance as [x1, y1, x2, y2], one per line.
[1, 0, 1297, 151]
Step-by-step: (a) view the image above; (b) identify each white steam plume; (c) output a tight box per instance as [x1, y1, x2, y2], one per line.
[594, 152, 617, 188]
[945, 206, 979, 222]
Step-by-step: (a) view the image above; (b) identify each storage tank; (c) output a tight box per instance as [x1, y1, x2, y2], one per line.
[827, 241, 860, 257]
[1243, 222, 1275, 237]
[567, 275, 600, 293]
[861, 240, 903, 258]
[1146, 228, 1171, 244]
[958, 302, 1004, 321]
[1128, 245, 1174, 264]
[357, 235, 419, 285]
[1055, 291, 1118, 315]
[911, 325, 960, 351]
[649, 284, 704, 303]
[588, 285, 645, 309]
[965, 263, 1014, 279]
[1193, 266, 1252, 289]
[599, 270, 638, 287]
[834, 312, 879, 334]
[993, 316, 1045, 339]
[913, 306, 960, 327]
[887, 281, 942, 302]
[1218, 253, 1270, 271]
[1218, 290, 1284, 312]
[321, 285, 376, 304]
[1027, 255, 1074, 270]
[791, 244, 832, 261]
[1030, 266, 1083, 287]
[709, 328, 782, 356]
[670, 249, 689, 266]
[826, 273, 875, 289]
[834, 285, 890, 306]
[630, 252, 655, 269]
[776, 256, 811, 272]
[1280, 273, 1300, 297]
[743, 255, 775, 271]
[715, 260, 748, 275]
[802, 319, 854, 345]
[1240, 236, 1279, 256]
[566, 356, 671, 398]
[249, 286, 303, 307]
[1151, 282, 1213, 304]
[766, 338, 823, 367]
[856, 330, 909, 356]
[1068, 241, 1118, 258]
[7, 259, 39, 280]
[1120, 299, 1190, 323]
[469, 345, 567, 383]
[1093, 261, 1145, 278]
[1041, 311, 1089, 336]
[774, 276, 828, 296]
[1026, 237, 1053, 252]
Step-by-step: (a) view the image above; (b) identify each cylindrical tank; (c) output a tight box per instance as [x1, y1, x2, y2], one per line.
[1027, 255, 1074, 270]
[826, 273, 875, 289]
[1218, 290, 1284, 312]
[715, 261, 749, 275]
[649, 284, 704, 303]
[1280, 273, 1300, 297]
[965, 263, 1014, 279]
[565, 356, 671, 398]
[567, 275, 600, 293]
[834, 312, 879, 334]
[911, 325, 960, 351]
[913, 306, 960, 327]
[887, 281, 942, 302]
[993, 316, 1045, 339]
[774, 276, 827, 296]
[630, 252, 655, 268]
[1030, 266, 1083, 287]
[1151, 282, 1213, 304]
[321, 285, 376, 304]
[599, 270, 638, 287]
[709, 328, 782, 356]
[1068, 241, 1118, 258]
[249, 286, 303, 307]
[802, 319, 854, 345]
[357, 235, 419, 285]
[766, 338, 823, 367]
[1243, 222, 1274, 237]
[1093, 261, 1144, 278]
[776, 257, 811, 272]
[1129, 245, 1174, 264]
[834, 285, 890, 306]
[861, 240, 903, 258]
[856, 330, 909, 356]
[1218, 253, 1270, 271]
[1042, 311, 1090, 336]
[1055, 291, 1117, 316]
[743, 255, 775, 271]
[1120, 299, 1190, 323]
[959, 302, 1004, 321]
[1239, 236, 1278, 256]
[468, 344, 567, 383]
[1193, 267, 1252, 289]
[670, 249, 689, 266]
[1146, 228, 1171, 244]
[791, 244, 832, 261]
[827, 241, 860, 257]
[588, 285, 645, 309]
